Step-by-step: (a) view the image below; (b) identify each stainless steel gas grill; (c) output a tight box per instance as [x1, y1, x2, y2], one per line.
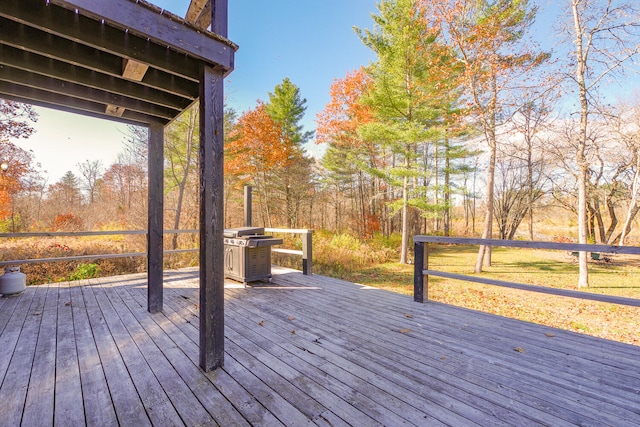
[223, 227, 283, 285]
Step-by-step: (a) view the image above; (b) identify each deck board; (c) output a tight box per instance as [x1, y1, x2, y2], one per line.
[0, 266, 638, 426]
[22, 283, 57, 426]
[0, 282, 46, 426]
[69, 283, 118, 427]
[82, 277, 151, 426]
[270, 273, 639, 424]
[55, 282, 86, 426]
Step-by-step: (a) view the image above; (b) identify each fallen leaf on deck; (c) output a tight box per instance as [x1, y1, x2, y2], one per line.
[514, 347, 526, 353]
[440, 356, 447, 361]
[291, 330, 296, 335]
[65, 301, 72, 306]
[194, 304, 199, 309]
[405, 313, 413, 318]
[288, 316, 295, 321]
[399, 329, 411, 334]
[258, 320, 264, 326]
[544, 333, 555, 338]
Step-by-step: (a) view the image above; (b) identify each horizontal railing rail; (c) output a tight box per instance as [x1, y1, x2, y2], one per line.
[0, 229, 197, 267]
[413, 236, 640, 308]
[0, 229, 199, 238]
[1, 228, 313, 275]
[265, 228, 313, 275]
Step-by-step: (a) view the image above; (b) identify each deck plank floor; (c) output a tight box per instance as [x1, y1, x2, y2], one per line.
[0, 266, 638, 426]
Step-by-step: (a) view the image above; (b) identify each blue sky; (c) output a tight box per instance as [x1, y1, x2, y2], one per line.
[17, 0, 379, 182]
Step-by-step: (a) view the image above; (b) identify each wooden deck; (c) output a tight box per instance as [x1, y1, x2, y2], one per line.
[0, 267, 638, 426]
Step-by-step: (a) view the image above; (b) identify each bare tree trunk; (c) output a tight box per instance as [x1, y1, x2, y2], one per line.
[527, 130, 534, 240]
[444, 136, 451, 236]
[434, 142, 440, 232]
[572, 1, 589, 288]
[620, 161, 640, 245]
[475, 139, 496, 272]
[400, 153, 410, 264]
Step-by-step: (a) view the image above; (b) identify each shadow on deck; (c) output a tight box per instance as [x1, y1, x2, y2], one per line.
[0, 266, 638, 426]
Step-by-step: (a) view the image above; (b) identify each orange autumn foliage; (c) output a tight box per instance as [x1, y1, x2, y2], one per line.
[316, 68, 374, 149]
[225, 102, 294, 180]
[0, 141, 36, 221]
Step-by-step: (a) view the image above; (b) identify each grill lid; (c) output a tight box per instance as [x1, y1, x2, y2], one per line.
[223, 227, 265, 238]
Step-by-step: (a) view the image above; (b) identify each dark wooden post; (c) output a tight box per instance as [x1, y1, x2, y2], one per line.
[199, 65, 225, 371]
[244, 185, 252, 227]
[414, 240, 426, 303]
[302, 230, 313, 275]
[147, 123, 164, 313]
[211, 0, 228, 36]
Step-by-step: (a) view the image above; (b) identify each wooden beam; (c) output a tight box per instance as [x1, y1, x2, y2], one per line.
[105, 104, 125, 117]
[116, 57, 149, 122]
[0, 17, 199, 99]
[48, 0, 235, 70]
[148, 123, 164, 313]
[0, 2, 204, 81]
[122, 59, 149, 82]
[198, 65, 225, 371]
[0, 81, 168, 126]
[185, 0, 208, 26]
[0, 45, 190, 111]
[0, 65, 178, 121]
[211, 0, 228, 38]
[194, 2, 212, 30]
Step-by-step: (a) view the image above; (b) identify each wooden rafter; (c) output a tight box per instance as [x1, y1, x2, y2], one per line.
[0, 0, 236, 125]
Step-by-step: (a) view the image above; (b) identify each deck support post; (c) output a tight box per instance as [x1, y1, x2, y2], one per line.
[199, 64, 225, 371]
[414, 241, 426, 303]
[147, 122, 164, 313]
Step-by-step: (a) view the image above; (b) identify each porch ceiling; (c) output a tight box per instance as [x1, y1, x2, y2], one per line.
[0, 0, 236, 126]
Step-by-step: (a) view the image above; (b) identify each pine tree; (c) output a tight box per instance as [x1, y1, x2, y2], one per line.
[265, 78, 314, 228]
[355, 0, 450, 263]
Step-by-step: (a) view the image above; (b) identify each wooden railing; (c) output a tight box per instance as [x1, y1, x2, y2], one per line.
[413, 236, 640, 308]
[0, 230, 197, 267]
[266, 228, 313, 275]
[0, 228, 313, 275]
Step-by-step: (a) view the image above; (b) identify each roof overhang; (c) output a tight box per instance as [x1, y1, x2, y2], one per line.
[0, 0, 237, 126]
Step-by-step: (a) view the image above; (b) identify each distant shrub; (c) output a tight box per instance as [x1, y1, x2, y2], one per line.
[329, 233, 362, 251]
[68, 263, 100, 281]
[52, 212, 83, 231]
[370, 232, 402, 251]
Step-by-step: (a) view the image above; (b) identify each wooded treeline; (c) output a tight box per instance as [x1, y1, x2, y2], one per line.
[2, 1, 640, 283]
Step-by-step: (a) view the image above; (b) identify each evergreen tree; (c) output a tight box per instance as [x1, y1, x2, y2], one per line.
[266, 77, 314, 147]
[265, 78, 315, 228]
[355, 0, 449, 263]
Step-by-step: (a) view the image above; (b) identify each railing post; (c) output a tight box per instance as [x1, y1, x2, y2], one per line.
[414, 240, 427, 303]
[244, 185, 252, 227]
[302, 230, 313, 275]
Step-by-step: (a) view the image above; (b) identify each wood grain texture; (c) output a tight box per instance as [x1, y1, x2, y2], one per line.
[148, 123, 164, 313]
[198, 65, 225, 371]
[0, 268, 638, 426]
[49, 0, 235, 69]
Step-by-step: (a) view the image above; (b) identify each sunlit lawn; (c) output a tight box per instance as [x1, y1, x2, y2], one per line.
[336, 246, 640, 345]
